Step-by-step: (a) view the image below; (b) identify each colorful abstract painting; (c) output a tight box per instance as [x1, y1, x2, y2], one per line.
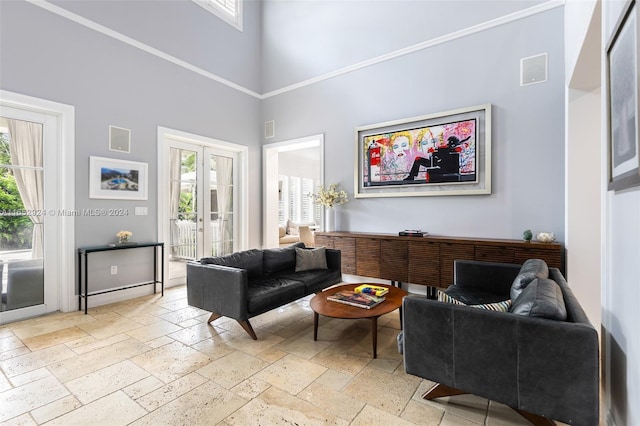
[362, 118, 477, 186]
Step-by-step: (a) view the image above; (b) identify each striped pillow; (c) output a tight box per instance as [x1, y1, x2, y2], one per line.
[437, 289, 512, 312]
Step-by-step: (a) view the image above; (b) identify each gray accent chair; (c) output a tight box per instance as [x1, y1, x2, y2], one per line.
[5, 259, 44, 311]
[401, 260, 599, 426]
[187, 243, 341, 339]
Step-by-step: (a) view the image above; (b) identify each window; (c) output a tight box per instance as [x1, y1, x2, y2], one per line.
[193, 0, 242, 31]
[279, 175, 319, 226]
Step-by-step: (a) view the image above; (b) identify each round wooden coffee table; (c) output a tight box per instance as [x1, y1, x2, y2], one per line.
[310, 283, 408, 358]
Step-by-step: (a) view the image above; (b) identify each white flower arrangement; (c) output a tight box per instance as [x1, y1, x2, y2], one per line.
[116, 230, 132, 243]
[310, 184, 348, 208]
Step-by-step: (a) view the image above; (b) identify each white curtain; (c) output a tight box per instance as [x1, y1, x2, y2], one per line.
[7, 119, 44, 259]
[169, 148, 181, 258]
[216, 156, 233, 255]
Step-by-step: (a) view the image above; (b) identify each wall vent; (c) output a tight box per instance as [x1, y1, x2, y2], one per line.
[109, 125, 131, 153]
[265, 120, 275, 139]
[520, 53, 548, 86]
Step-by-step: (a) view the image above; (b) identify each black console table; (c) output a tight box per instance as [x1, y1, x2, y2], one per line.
[77, 242, 164, 314]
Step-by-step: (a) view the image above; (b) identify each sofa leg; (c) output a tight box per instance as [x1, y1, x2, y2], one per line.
[422, 383, 467, 400]
[514, 409, 556, 426]
[238, 320, 257, 340]
[207, 313, 222, 324]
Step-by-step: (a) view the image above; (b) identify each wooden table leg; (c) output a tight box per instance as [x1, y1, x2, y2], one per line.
[371, 316, 378, 358]
[314, 312, 319, 341]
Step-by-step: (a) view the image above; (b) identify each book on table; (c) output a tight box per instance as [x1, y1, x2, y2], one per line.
[354, 284, 389, 297]
[327, 290, 385, 309]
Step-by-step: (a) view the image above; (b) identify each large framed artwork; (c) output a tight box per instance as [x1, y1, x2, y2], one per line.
[89, 156, 148, 200]
[606, 0, 640, 191]
[354, 104, 491, 198]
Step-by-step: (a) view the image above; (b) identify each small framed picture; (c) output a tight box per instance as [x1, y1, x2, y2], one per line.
[89, 156, 148, 200]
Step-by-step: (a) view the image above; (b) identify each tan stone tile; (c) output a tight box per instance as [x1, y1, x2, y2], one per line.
[1, 413, 36, 425]
[486, 400, 531, 425]
[311, 345, 371, 376]
[76, 314, 142, 340]
[342, 366, 420, 416]
[401, 399, 446, 425]
[255, 346, 287, 363]
[45, 391, 147, 425]
[231, 376, 271, 400]
[66, 360, 150, 404]
[63, 332, 128, 354]
[0, 334, 24, 354]
[190, 337, 235, 360]
[122, 375, 165, 400]
[420, 393, 489, 425]
[255, 354, 327, 395]
[0, 346, 31, 362]
[125, 319, 182, 342]
[167, 322, 217, 346]
[223, 386, 347, 426]
[135, 371, 207, 412]
[298, 382, 366, 422]
[158, 306, 204, 324]
[30, 394, 82, 424]
[314, 368, 354, 391]
[197, 351, 269, 389]
[440, 411, 484, 426]
[9, 367, 51, 387]
[146, 335, 174, 348]
[224, 329, 285, 355]
[130, 340, 210, 383]
[0, 375, 69, 422]
[0, 344, 76, 378]
[21, 326, 89, 351]
[48, 338, 148, 383]
[351, 404, 415, 426]
[130, 381, 246, 425]
[274, 328, 333, 359]
[0, 371, 11, 392]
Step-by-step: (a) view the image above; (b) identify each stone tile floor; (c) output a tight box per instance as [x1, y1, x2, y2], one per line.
[1, 285, 540, 425]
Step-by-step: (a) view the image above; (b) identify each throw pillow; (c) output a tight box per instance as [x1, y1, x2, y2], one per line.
[286, 220, 299, 235]
[509, 278, 567, 320]
[510, 259, 549, 301]
[278, 226, 286, 238]
[295, 247, 328, 272]
[437, 289, 511, 312]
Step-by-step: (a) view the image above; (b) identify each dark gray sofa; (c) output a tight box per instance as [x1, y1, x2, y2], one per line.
[402, 259, 599, 426]
[187, 242, 341, 339]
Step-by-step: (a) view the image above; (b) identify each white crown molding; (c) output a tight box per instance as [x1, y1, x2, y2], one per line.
[25, 0, 261, 99]
[26, 0, 564, 100]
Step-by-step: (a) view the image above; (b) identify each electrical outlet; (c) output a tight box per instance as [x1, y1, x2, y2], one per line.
[110, 265, 117, 275]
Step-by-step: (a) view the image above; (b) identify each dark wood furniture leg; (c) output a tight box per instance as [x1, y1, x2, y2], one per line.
[313, 312, 319, 341]
[238, 320, 257, 340]
[423, 383, 556, 426]
[371, 316, 378, 358]
[207, 313, 222, 324]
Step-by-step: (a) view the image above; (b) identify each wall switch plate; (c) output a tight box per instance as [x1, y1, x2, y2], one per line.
[110, 265, 117, 275]
[135, 207, 148, 216]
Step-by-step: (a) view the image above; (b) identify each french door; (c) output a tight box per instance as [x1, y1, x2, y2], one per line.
[0, 108, 58, 321]
[166, 140, 238, 285]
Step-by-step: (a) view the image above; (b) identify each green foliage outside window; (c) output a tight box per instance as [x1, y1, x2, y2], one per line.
[0, 133, 33, 250]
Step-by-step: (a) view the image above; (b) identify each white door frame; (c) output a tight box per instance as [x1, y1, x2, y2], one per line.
[263, 134, 324, 248]
[0, 90, 75, 323]
[157, 126, 248, 286]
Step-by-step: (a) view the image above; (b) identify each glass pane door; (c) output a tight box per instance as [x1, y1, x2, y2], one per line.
[206, 149, 236, 257]
[168, 147, 198, 281]
[0, 117, 45, 312]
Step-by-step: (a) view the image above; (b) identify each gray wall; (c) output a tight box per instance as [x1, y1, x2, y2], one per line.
[601, 1, 640, 424]
[0, 0, 262, 291]
[262, 3, 566, 241]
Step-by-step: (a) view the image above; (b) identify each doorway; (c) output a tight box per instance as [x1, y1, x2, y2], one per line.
[158, 127, 248, 286]
[0, 91, 75, 323]
[263, 135, 324, 248]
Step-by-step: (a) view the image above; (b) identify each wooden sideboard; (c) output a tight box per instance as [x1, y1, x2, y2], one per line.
[314, 232, 563, 288]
